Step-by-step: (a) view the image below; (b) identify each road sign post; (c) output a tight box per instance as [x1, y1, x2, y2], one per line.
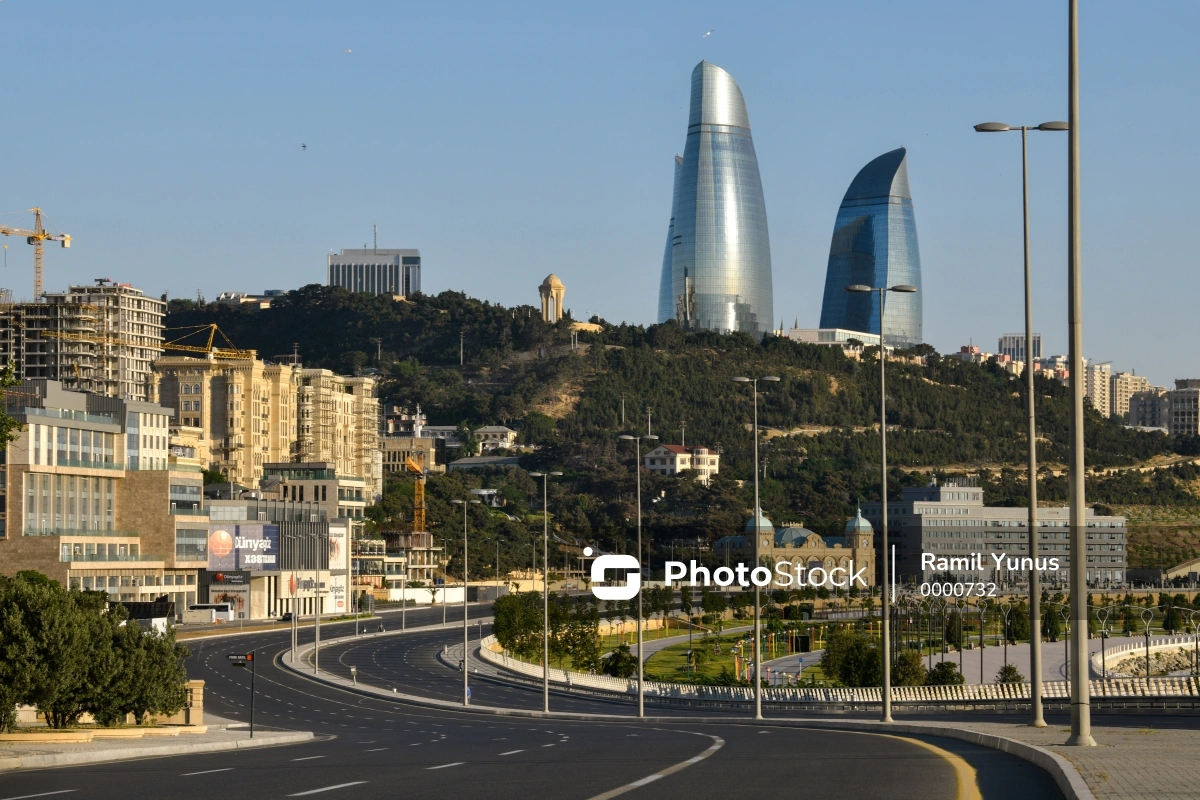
[227, 652, 256, 737]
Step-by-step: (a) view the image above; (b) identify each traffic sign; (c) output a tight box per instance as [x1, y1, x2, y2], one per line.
[227, 653, 254, 667]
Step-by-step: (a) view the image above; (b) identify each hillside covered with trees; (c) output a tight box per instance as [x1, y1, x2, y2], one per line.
[166, 286, 1200, 573]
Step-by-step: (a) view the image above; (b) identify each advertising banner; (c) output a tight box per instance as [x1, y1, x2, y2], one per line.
[208, 584, 249, 619]
[328, 523, 348, 573]
[328, 573, 346, 613]
[207, 524, 281, 571]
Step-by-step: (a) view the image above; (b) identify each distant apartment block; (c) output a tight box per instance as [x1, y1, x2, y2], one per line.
[0, 280, 164, 402]
[1110, 371, 1151, 419]
[643, 444, 720, 485]
[998, 333, 1041, 363]
[1085, 361, 1112, 417]
[327, 248, 420, 297]
[1129, 387, 1169, 430]
[296, 370, 381, 500]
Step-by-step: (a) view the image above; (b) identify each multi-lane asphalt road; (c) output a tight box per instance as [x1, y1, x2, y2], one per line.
[0, 603, 1066, 799]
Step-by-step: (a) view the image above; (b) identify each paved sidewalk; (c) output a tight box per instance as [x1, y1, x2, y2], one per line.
[905, 719, 1199, 800]
[0, 717, 312, 771]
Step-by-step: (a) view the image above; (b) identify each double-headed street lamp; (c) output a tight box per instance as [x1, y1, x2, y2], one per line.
[974, 118, 1067, 729]
[451, 498, 481, 706]
[732, 374, 779, 720]
[844, 283, 916, 724]
[618, 433, 658, 718]
[529, 470, 563, 713]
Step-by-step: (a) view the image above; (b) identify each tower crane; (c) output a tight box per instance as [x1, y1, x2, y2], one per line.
[404, 453, 428, 533]
[163, 324, 256, 359]
[0, 208, 71, 299]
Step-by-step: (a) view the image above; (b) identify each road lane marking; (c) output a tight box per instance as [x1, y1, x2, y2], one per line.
[182, 768, 234, 775]
[427, 762, 464, 770]
[587, 733, 724, 800]
[0, 793, 77, 800]
[287, 783, 366, 796]
[365, 748, 388, 752]
[291, 756, 325, 761]
[876, 735, 982, 800]
[499, 750, 524, 755]
[541, 744, 555, 747]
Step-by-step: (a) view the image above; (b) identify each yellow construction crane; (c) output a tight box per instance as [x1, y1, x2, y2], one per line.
[0, 208, 71, 299]
[404, 454, 428, 533]
[163, 324, 256, 359]
[40, 330, 147, 349]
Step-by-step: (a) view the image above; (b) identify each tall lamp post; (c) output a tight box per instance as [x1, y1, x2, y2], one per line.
[845, 283, 917, 723]
[974, 118, 1067, 727]
[529, 470, 563, 713]
[732, 375, 779, 720]
[618, 433, 658, 718]
[451, 498, 481, 706]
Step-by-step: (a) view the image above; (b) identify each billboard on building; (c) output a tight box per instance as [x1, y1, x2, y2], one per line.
[328, 522, 348, 573]
[208, 583, 250, 619]
[207, 524, 280, 571]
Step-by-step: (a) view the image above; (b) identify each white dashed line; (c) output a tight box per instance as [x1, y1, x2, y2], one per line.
[182, 768, 234, 775]
[291, 756, 325, 761]
[499, 750, 524, 756]
[427, 762, 464, 770]
[287, 783, 366, 796]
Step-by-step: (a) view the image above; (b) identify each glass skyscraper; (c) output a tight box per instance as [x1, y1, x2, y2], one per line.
[818, 147, 922, 347]
[657, 61, 773, 337]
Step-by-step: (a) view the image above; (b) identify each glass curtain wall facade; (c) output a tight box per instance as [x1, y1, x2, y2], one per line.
[818, 147, 922, 347]
[657, 61, 773, 337]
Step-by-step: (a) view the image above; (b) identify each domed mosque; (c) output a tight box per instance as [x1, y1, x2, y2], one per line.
[714, 507, 876, 590]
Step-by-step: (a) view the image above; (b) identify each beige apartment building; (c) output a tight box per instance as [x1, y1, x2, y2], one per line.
[0, 380, 207, 615]
[154, 354, 298, 486]
[1084, 361, 1112, 418]
[296, 369, 381, 500]
[643, 444, 721, 485]
[0, 280, 164, 402]
[1110, 371, 1151, 419]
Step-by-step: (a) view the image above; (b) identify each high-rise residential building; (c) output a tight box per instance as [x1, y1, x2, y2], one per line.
[0, 280, 164, 402]
[1084, 361, 1113, 418]
[656, 61, 773, 337]
[154, 355, 299, 486]
[998, 333, 1042, 363]
[296, 370, 381, 501]
[0, 380, 207, 614]
[1110, 371, 1151, 419]
[818, 148, 923, 348]
[327, 248, 421, 297]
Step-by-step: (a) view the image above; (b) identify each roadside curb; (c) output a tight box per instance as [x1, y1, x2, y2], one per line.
[283, 631, 1094, 800]
[0, 731, 314, 771]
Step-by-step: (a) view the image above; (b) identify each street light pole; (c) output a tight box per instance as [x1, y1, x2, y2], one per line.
[846, 284, 917, 723]
[451, 498, 481, 706]
[974, 118, 1066, 726]
[530, 470, 563, 713]
[733, 375, 779, 720]
[619, 434, 657, 718]
[1065, 0, 1093, 746]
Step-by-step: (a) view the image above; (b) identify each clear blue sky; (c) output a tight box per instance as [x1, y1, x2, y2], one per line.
[1, 1, 1195, 385]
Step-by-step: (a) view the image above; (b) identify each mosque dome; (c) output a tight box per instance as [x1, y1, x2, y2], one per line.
[845, 507, 874, 535]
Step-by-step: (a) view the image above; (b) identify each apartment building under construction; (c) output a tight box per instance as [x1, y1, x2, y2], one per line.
[296, 369, 381, 501]
[0, 280, 164, 402]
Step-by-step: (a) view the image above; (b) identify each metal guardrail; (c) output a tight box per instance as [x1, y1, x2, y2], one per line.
[480, 634, 1200, 709]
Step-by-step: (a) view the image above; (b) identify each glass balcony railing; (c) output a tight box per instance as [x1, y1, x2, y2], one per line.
[54, 458, 122, 470]
[170, 507, 207, 516]
[60, 553, 162, 563]
[25, 527, 137, 538]
[25, 407, 116, 425]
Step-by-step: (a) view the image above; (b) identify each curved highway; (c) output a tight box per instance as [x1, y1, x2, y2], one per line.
[0, 603, 1065, 799]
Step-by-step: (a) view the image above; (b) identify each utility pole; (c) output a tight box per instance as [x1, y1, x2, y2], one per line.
[620, 394, 626, 425]
[680, 419, 686, 448]
[646, 407, 652, 437]
[460, 330, 464, 366]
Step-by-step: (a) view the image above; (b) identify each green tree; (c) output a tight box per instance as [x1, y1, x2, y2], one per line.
[0, 576, 38, 732]
[892, 649, 926, 687]
[602, 644, 638, 678]
[925, 661, 965, 686]
[1042, 606, 1062, 643]
[995, 663, 1025, 684]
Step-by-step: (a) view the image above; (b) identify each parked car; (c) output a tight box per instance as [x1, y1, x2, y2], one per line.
[280, 611, 294, 622]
